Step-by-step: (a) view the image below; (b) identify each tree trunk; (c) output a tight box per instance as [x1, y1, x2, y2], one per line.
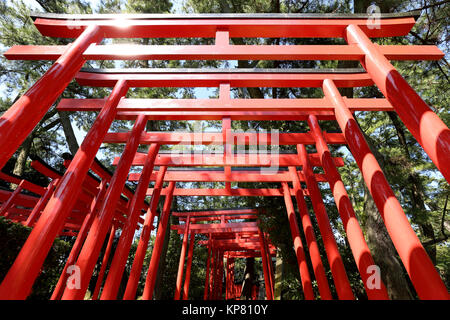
[13, 134, 33, 177]
[387, 112, 437, 264]
[338, 76, 414, 299]
[337, 0, 414, 299]
[58, 111, 79, 156]
[273, 249, 283, 300]
[358, 130, 415, 299]
[362, 184, 415, 299]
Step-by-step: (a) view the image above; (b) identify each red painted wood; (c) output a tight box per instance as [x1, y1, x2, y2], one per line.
[32, 16, 417, 38]
[116, 152, 344, 167]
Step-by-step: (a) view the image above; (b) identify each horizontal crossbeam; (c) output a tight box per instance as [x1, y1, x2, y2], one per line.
[116, 152, 344, 167]
[205, 239, 268, 247]
[114, 110, 338, 121]
[173, 208, 260, 216]
[223, 251, 275, 258]
[103, 131, 346, 146]
[183, 215, 259, 222]
[57, 98, 394, 112]
[5, 44, 442, 62]
[128, 169, 326, 183]
[172, 221, 259, 234]
[73, 69, 375, 88]
[148, 187, 305, 197]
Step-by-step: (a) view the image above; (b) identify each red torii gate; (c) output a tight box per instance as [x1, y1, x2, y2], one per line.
[0, 155, 147, 299]
[0, 12, 448, 300]
[0, 156, 146, 234]
[172, 209, 276, 300]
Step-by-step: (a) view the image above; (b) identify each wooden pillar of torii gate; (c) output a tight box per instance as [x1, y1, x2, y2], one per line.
[0, 12, 448, 300]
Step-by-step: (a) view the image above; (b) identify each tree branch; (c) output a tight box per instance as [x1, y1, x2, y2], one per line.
[40, 118, 60, 132]
[58, 111, 79, 156]
[423, 194, 450, 246]
[413, 0, 450, 11]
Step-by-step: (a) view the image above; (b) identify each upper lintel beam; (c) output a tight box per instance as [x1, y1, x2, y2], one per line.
[116, 152, 344, 167]
[173, 208, 260, 217]
[29, 12, 420, 38]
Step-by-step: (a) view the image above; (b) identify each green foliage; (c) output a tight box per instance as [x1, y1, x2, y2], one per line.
[0, 217, 72, 299]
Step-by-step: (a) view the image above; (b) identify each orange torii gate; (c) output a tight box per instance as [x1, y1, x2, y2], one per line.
[0, 12, 448, 300]
[0, 155, 147, 299]
[172, 209, 276, 300]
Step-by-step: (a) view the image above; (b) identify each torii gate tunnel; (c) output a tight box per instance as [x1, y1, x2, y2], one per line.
[0, 11, 448, 300]
[171, 209, 277, 301]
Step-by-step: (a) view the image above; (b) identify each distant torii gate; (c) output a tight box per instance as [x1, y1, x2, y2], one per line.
[0, 12, 448, 300]
[171, 209, 276, 300]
